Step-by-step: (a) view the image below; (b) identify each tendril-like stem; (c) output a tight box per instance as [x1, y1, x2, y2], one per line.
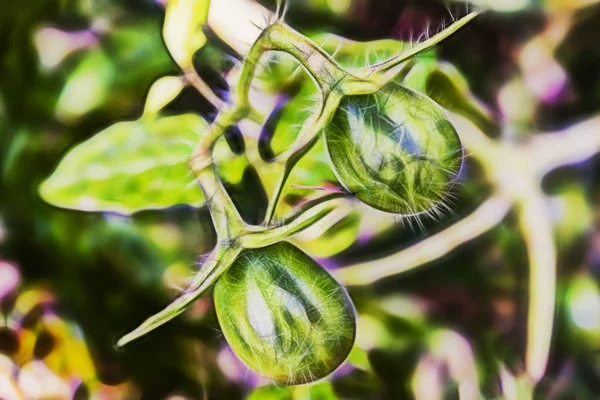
[263, 91, 343, 224]
[241, 193, 348, 248]
[351, 12, 480, 92]
[117, 243, 242, 347]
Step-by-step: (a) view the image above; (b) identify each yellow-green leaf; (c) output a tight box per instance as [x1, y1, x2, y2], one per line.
[40, 114, 207, 214]
[163, 0, 211, 69]
[143, 75, 186, 115]
[55, 51, 113, 124]
[315, 32, 411, 70]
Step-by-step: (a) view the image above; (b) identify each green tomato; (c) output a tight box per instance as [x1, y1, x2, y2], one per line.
[324, 82, 463, 215]
[213, 242, 356, 385]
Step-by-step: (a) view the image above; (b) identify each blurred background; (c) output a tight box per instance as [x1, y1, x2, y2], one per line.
[2, 0, 600, 398]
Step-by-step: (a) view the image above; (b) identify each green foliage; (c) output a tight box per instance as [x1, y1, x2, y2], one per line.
[40, 114, 206, 214]
[315, 33, 412, 69]
[214, 242, 355, 385]
[247, 385, 292, 400]
[163, 0, 211, 69]
[247, 382, 338, 400]
[294, 210, 361, 258]
[266, 81, 320, 158]
[401, 58, 497, 134]
[324, 82, 462, 215]
[55, 51, 114, 123]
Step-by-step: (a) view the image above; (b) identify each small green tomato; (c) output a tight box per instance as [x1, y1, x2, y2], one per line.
[324, 82, 463, 215]
[213, 242, 356, 385]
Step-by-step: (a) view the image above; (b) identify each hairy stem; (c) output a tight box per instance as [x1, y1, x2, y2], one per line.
[194, 165, 245, 239]
[352, 12, 480, 92]
[117, 243, 242, 347]
[266, 22, 349, 93]
[264, 91, 343, 224]
[242, 193, 348, 248]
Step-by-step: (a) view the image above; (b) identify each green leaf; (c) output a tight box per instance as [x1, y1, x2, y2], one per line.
[106, 22, 173, 87]
[294, 382, 339, 400]
[55, 50, 114, 123]
[268, 82, 320, 158]
[214, 242, 356, 385]
[324, 82, 463, 215]
[402, 59, 498, 135]
[40, 114, 207, 214]
[163, 0, 211, 69]
[294, 210, 361, 258]
[276, 139, 339, 219]
[247, 386, 292, 400]
[247, 382, 340, 400]
[143, 75, 186, 116]
[314, 33, 412, 70]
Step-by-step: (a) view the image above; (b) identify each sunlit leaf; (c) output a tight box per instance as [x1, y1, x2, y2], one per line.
[40, 114, 206, 214]
[264, 82, 320, 159]
[294, 381, 339, 399]
[143, 75, 186, 115]
[164, 0, 211, 69]
[294, 210, 360, 258]
[315, 33, 411, 70]
[247, 381, 340, 400]
[214, 242, 356, 385]
[55, 51, 113, 123]
[247, 385, 291, 400]
[324, 82, 462, 215]
[566, 273, 600, 338]
[402, 59, 497, 134]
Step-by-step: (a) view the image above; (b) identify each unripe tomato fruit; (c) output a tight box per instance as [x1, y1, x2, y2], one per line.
[213, 242, 356, 385]
[324, 82, 463, 215]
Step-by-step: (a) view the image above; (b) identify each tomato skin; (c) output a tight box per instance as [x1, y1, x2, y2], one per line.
[324, 82, 463, 215]
[214, 242, 356, 385]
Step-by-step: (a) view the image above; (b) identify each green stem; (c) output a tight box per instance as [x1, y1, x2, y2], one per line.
[266, 22, 349, 93]
[264, 91, 343, 224]
[190, 21, 346, 213]
[241, 196, 342, 248]
[342, 12, 481, 94]
[120, 8, 483, 348]
[194, 165, 245, 239]
[117, 242, 242, 347]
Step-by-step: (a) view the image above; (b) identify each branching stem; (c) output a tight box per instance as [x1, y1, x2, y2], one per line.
[121, 7, 481, 348]
[117, 242, 242, 347]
